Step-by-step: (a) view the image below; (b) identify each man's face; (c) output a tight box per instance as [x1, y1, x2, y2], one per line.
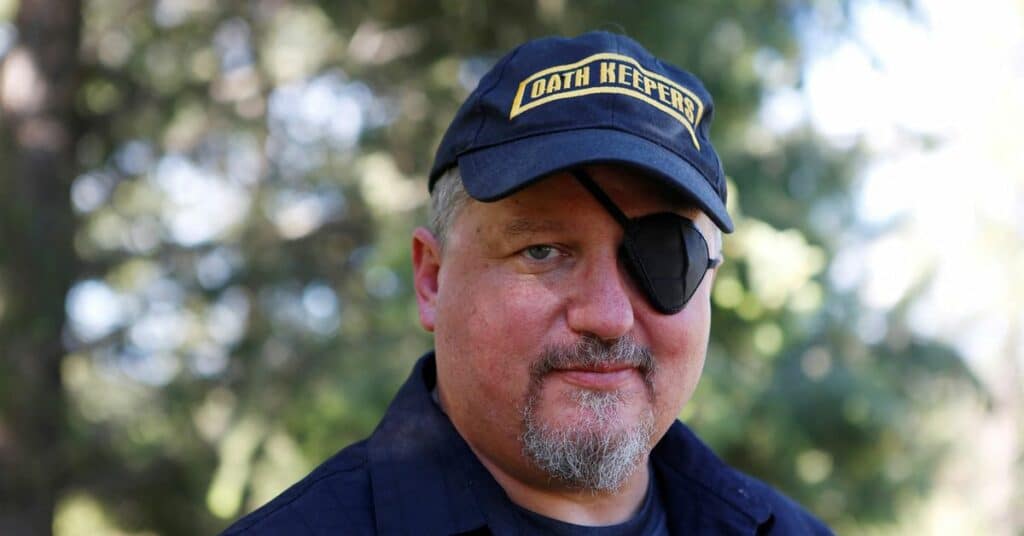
[412, 165, 719, 493]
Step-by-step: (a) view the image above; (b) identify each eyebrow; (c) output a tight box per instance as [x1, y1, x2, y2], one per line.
[502, 218, 566, 238]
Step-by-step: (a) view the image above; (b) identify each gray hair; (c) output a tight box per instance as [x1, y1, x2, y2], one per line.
[710, 227, 724, 264]
[429, 167, 471, 249]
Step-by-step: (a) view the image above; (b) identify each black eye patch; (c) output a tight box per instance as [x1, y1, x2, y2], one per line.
[570, 169, 720, 314]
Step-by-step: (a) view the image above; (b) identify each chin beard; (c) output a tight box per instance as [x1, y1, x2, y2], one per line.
[519, 336, 657, 493]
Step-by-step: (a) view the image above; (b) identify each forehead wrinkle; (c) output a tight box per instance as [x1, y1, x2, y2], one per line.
[502, 217, 566, 238]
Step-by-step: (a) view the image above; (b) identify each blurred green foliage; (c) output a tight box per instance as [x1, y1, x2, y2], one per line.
[0, 0, 980, 534]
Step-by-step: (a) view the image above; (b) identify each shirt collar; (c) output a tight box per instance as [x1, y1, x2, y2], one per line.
[367, 352, 518, 535]
[653, 422, 775, 532]
[367, 352, 774, 535]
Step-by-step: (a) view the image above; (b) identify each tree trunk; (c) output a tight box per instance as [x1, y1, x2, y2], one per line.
[0, 0, 82, 534]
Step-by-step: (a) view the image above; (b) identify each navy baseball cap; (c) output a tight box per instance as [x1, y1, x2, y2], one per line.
[429, 31, 733, 233]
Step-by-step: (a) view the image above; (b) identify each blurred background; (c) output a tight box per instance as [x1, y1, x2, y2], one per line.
[0, 0, 1021, 534]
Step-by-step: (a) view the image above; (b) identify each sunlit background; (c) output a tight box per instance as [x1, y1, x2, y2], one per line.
[802, 1, 1024, 531]
[0, 0, 1021, 534]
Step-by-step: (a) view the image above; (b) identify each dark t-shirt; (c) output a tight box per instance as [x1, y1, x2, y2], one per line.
[512, 468, 669, 536]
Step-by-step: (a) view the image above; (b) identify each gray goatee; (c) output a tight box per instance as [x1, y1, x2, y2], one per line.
[520, 335, 657, 492]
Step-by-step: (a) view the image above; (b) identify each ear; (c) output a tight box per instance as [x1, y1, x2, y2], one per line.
[411, 226, 442, 332]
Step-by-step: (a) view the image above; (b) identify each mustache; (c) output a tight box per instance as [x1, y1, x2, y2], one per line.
[530, 335, 656, 382]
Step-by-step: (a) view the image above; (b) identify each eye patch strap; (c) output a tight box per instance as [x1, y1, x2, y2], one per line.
[569, 168, 632, 230]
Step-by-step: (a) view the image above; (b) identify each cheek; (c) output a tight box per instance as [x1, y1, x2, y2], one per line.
[650, 286, 710, 358]
[439, 267, 557, 351]
[646, 283, 712, 415]
[434, 262, 566, 407]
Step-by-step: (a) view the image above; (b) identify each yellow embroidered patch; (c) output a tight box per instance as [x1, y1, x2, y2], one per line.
[509, 53, 705, 150]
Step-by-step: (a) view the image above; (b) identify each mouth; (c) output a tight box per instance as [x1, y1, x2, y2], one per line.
[550, 365, 638, 390]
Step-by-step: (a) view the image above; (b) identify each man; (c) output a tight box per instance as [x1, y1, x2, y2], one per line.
[224, 31, 832, 535]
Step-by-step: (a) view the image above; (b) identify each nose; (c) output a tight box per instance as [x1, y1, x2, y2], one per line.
[565, 250, 636, 341]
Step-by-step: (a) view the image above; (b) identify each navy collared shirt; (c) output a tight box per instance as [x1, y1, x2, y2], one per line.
[222, 353, 833, 535]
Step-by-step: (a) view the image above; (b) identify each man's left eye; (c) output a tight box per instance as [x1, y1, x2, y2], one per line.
[523, 245, 557, 261]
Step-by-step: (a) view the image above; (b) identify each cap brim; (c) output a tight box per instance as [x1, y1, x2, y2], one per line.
[456, 128, 734, 232]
